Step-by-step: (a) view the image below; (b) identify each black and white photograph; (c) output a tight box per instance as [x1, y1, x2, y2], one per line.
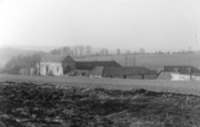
[0, 0, 200, 126]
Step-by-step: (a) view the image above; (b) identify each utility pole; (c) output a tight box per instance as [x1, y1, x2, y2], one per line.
[188, 47, 192, 81]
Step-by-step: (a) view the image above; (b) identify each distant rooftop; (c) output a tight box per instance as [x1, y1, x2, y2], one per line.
[75, 61, 122, 70]
[90, 66, 157, 77]
[41, 55, 74, 62]
[163, 66, 200, 75]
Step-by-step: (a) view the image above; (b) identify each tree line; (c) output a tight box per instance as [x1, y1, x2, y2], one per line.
[1, 52, 45, 74]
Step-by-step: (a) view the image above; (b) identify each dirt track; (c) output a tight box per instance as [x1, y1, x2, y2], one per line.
[0, 74, 200, 96]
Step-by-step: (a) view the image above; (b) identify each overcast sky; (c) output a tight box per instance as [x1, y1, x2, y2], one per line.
[0, 0, 200, 52]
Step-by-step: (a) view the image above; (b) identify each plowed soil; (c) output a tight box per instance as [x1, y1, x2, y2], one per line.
[0, 81, 200, 127]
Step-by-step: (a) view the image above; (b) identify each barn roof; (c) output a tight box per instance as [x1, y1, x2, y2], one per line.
[75, 60, 121, 70]
[41, 55, 74, 62]
[163, 66, 200, 75]
[157, 72, 172, 80]
[90, 66, 104, 76]
[90, 66, 157, 77]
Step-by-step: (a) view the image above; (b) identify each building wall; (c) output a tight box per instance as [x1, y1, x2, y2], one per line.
[127, 75, 143, 79]
[144, 74, 158, 79]
[170, 73, 190, 81]
[192, 75, 200, 81]
[62, 61, 76, 74]
[103, 74, 142, 79]
[103, 74, 157, 79]
[158, 72, 200, 81]
[40, 62, 47, 76]
[170, 73, 200, 81]
[40, 62, 63, 76]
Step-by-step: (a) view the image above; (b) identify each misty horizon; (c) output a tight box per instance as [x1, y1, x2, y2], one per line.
[0, 0, 200, 52]
[1, 44, 200, 54]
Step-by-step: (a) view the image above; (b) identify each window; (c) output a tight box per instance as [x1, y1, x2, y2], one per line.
[123, 75, 127, 79]
[46, 66, 48, 72]
[142, 74, 145, 79]
[57, 67, 59, 72]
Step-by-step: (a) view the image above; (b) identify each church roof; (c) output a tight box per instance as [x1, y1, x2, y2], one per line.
[41, 55, 74, 63]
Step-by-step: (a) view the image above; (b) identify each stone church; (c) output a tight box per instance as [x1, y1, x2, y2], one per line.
[39, 55, 76, 76]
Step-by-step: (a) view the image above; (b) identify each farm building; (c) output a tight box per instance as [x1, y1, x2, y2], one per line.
[70, 60, 122, 76]
[39, 55, 76, 76]
[157, 72, 172, 80]
[75, 60, 121, 70]
[158, 66, 200, 81]
[89, 66, 158, 79]
[39, 55, 122, 76]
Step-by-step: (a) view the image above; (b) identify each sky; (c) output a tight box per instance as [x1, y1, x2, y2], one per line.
[0, 0, 200, 52]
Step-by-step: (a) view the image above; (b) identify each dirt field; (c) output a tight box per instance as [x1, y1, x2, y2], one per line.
[1, 81, 200, 127]
[0, 74, 200, 96]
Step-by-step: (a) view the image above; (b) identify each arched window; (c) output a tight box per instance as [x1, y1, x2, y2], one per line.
[142, 74, 145, 79]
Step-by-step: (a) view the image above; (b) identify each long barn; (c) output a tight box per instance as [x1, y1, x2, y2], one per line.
[89, 66, 158, 79]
